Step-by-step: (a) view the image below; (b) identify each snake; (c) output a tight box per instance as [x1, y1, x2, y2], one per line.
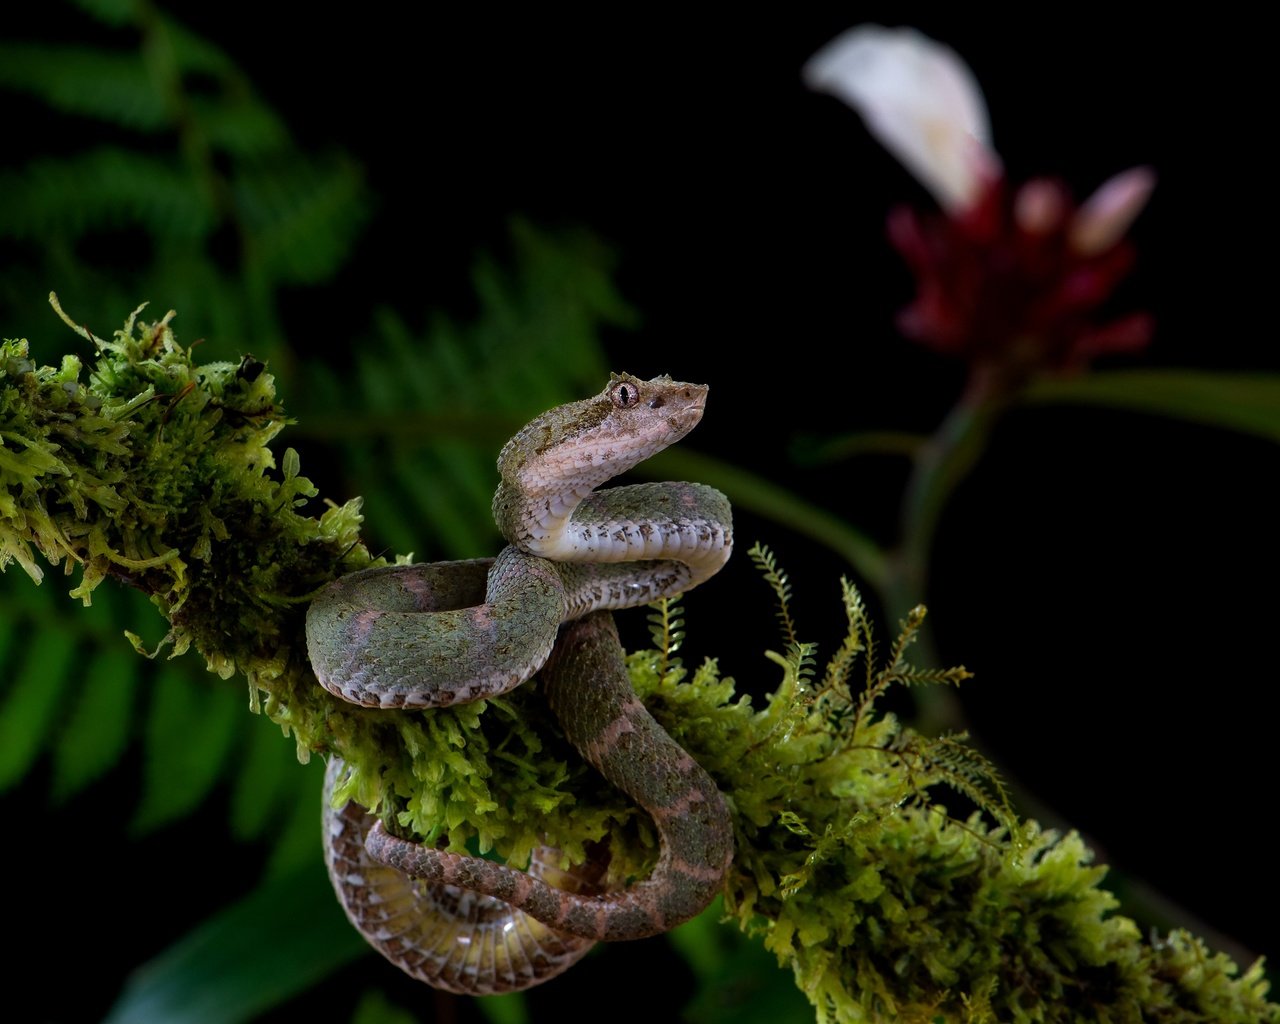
[307, 373, 735, 994]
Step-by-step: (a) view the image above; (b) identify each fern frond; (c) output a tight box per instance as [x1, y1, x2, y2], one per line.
[0, 17, 286, 156]
[0, 617, 80, 791]
[883, 665, 974, 687]
[0, 44, 169, 130]
[925, 733, 1021, 843]
[50, 648, 140, 802]
[0, 14, 370, 370]
[747, 540, 799, 649]
[0, 571, 278, 832]
[0, 151, 215, 242]
[851, 603, 932, 737]
[0, 579, 145, 803]
[886, 602, 928, 671]
[786, 639, 818, 690]
[229, 712, 305, 841]
[298, 221, 629, 559]
[131, 664, 241, 834]
[233, 158, 370, 285]
[816, 576, 869, 701]
[646, 595, 685, 679]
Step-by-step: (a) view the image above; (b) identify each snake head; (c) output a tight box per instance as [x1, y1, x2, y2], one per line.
[605, 371, 706, 437]
[497, 373, 709, 497]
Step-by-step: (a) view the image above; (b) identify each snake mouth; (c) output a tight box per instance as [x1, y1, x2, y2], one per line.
[669, 406, 705, 435]
[663, 384, 708, 433]
[665, 396, 706, 435]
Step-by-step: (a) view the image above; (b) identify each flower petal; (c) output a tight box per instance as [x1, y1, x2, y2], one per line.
[1068, 166, 1157, 256]
[804, 25, 1000, 211]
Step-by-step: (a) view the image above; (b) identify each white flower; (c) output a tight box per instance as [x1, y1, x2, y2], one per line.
[803, 25, 1000, 212]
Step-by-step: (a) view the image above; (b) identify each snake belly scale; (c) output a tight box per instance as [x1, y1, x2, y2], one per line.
[308, 373, 735, 993]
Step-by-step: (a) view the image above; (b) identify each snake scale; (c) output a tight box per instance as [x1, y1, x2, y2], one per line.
[307, 373, 735, 993]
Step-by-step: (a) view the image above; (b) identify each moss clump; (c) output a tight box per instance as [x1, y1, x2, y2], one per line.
[2, 303, 1274, 1023]
[629, 570, 1277, 1024]
[2, 299, 362, 724]
[0, 299, 655, 878]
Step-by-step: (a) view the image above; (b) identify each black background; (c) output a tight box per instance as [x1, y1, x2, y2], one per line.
[5, 6, 1276, 1020]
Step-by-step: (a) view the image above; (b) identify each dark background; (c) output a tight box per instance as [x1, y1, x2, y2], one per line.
[4, 6, 1275, 1020]
[219, 5, 1274, 954]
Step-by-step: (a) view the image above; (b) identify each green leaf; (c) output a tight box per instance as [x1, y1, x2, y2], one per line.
[1022, 370, 1280, 443]
[51, 647, 140, 801]
[0, 607, 15, 680]
[350, 990, 421, 1024]
[70, 0, 136, 27]
[474, 993, 531, 1024]
[229, 713, 296, 841]
[132, 664, 240, 833]
[233, 158, 371, 285]
[0, 625, 79, 790]
[0, 44, 168, 130]
[0, 151, 215, 241]
[103, 860, 368, 1024]
[296, 222, 627, 563]
[670, 902, 810, 1024]
[264, 760, 328, 878]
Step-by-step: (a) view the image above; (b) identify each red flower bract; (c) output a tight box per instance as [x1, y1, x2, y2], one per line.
[888, 176, 1153, 378]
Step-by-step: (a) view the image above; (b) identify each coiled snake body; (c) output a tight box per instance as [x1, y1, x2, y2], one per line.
[308, 374, 734, 994]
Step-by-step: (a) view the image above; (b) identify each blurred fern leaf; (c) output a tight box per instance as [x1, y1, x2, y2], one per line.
[0, 7, 369, 365]
[132, 663, 242, 834]
[102, 853, 366, 1024]
[0, 608, 80, 790]
[0, 150, 215, 239]
[0, 44, 169, 129]
[233, 157, 369, 284]
[301, 220, 634, 558]
[50, 647, 140, 801]
[229, 711, 300, 841]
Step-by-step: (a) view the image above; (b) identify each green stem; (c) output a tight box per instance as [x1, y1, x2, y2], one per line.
[888, 372, 1007, 738]
[641, 447, 889, 593]
[894, 373, 1005, 606]
[789, 429, 926, 466]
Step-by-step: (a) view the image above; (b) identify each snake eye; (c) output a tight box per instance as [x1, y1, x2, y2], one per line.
[609, 379, 640, 409]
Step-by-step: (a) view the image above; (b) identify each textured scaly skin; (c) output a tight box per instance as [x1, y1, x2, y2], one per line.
[323, 759, 607, 995]
[308, 373, 734, 991]
[366, 612, 734, 942]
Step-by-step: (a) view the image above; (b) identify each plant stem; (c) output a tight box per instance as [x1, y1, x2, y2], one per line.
[884, 370, 1005, 732]
[642, 447, 889, 592]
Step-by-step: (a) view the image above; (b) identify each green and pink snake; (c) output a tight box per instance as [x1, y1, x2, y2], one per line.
[307, 374, 735, 993]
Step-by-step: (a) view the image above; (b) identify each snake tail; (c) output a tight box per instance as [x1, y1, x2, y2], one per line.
[324, 760, 606, 994]
[365, 612, 734, 942]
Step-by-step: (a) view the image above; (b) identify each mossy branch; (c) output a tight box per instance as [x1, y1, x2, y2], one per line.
[1, 303, 1274, 1023]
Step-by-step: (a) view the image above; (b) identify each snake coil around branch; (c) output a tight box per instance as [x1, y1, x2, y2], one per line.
[307, 373, 735, 994]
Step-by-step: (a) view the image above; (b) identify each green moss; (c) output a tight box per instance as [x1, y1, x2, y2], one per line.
[630, 578, 1276, 1024]
[0, 298, 653, 877]
[1, 302, 1274, 1023]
